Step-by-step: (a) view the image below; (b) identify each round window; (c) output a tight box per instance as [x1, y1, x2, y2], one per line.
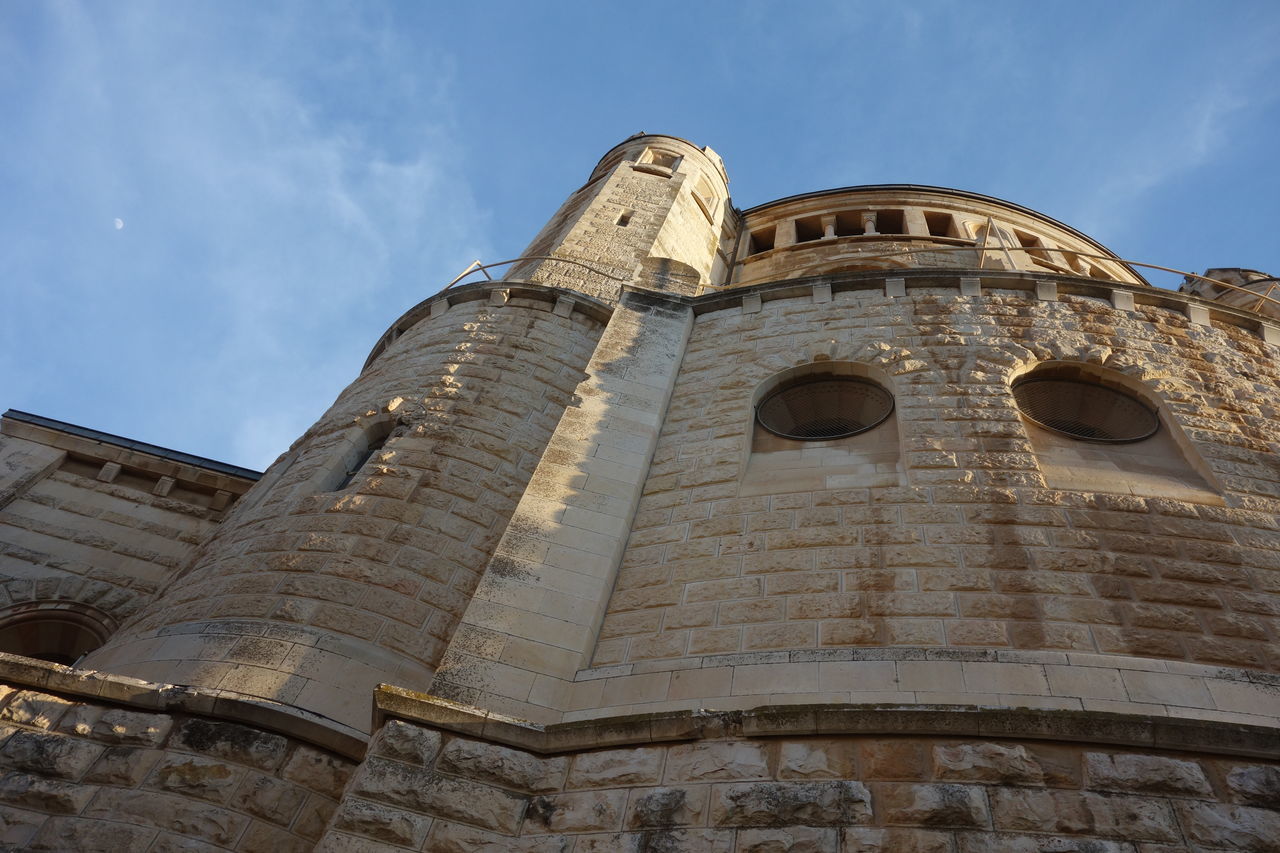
[756, 376, 894, 440]
[1013, 377, 1159, 443]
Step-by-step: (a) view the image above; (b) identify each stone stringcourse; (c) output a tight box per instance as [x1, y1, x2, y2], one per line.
[1, 133, 1278, 849]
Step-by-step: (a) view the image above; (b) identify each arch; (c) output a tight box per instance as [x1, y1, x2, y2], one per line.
[0, 601, 115, 665]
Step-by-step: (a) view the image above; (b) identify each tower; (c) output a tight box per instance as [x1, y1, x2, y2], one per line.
[0, 134, 1277, 850]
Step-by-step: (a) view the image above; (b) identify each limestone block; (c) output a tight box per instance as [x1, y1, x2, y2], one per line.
[81, 787, 249, 846]
[0, 804, 45, 849]
[0, 692, 73, 730]
[570, 828, 732, 853]
[369, 720, 442, 767]
[526, 789, 627, 833]
[933, 743, 1045, 785]
[438, 737, 567, 794]
[146, 753, 242, 804]
[28, 816, 156, 852]
[777, 740, 855, 780]
[424, 820, 572, 852]
[988, 788, 1179, 842]
[280, 744, 354, 800]
[0, 771, 97, 814]
[171, 719, 289, 772]
[1225, 765, 1280, 807]
[566, 747, 663, 788]
[952, 833, 1131, 853]
[844, 827, 954, 853]
[625, 785, 708, 829]
[710, 780, 872, 827]
[91, 708, 173, 747]
[737, 826, 839, 853]
[877, 782, 989, 828]
[0, 730, 103, 780]
[350, 757, 526, 835]
[1084, 752, 1212, 797]
[664, 741, 770, 782]
[1174, 801, 1280, 851]
[332, 796, 433, 847]
[232, 772, 309, 826]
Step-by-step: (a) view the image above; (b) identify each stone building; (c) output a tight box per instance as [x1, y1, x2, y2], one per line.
[0, 132, 1277, 850]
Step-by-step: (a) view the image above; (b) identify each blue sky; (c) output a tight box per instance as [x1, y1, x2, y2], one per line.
[3, 1, 1278, 470]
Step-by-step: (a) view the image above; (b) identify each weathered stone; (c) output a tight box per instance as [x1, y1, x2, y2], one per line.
[439, 737, 567, 793]
[989, 789, 1179, 842]
[844, 827, 954, 853]
[81, 787, 250, 846]
[711, 781, 872, 827]
[738, 826, 839, 853]
[1174, 801, 1280, 852]
[281, 745, 354, 799]
[1085, 753, 1212, 797]
[0, 772, 96, 814]
[147, 753, 241, 803]
[567, 747, 663, 788]
[0, 730, 103, 780]
[570, 828, 734, 853]
[424, 820, 571, 852]
[91, 708, 173, 747]
[665, 741, 770, 782]
[626, 786, 707, 829]
[1225, 765, 1280, 807]
[238, 820, 312, 853]
[333, 796, 432, 847]
[934, 743, 1045, 785]
[149, 832, 227, 853]
[29, 815, 156, 852]
[351, 756, 527, 834]
[953, 832, 1133, 853]
[84, 746, 163, 787]
[171, 719, 289, 772]
[777, 741, 853, 780]
[526, 788, 627, 833]
[294, 793, 338, 841]
[0, 803, 46, 848]
[0, 692, 72, 730]
[233, 772, 308, 825]
[879, 782, 990, 828]
[370, 719, 442, 766]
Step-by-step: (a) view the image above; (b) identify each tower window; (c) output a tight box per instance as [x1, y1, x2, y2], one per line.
[0, 605, 112, 666]
[757, 375, 895, 440]
[747, 225, 775, 255]
[1013, 377, 1158, 443]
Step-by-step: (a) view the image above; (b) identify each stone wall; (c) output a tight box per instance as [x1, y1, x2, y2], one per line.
[81, 293, 606, 732]
[316, 707, 1280, 852]
[592, 283, 1280, 708]
[0, 683, 355, 851]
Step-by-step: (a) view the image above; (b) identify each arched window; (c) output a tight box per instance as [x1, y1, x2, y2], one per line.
[0, 603, 113, 666]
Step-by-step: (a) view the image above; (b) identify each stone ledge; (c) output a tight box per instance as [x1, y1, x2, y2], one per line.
[0, 653, 367, 759]
[373, 685, 1280, 760]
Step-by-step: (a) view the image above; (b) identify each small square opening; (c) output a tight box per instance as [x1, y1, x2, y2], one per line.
[794, 216, 824, 243]
[748, 225, 776, 255]
[924, 211, 957, 238]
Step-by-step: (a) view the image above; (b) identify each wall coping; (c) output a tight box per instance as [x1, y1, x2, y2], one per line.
[374, 684, 1280, 760]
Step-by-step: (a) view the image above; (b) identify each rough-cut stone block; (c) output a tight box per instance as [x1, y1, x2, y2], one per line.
[146, 754, 242, 804]
[81, 787, 250, 846]
[567, 747, 663, 788]
[878, 782, 990, 828]
[953, 832, 1132, 853]
[1085, 752, 1212, 797]
[572, 828, 733, 853]
[933, 743, 1045, 785]
[1226, 765, 1280, 807]
[526, 788, 627, 833]
[0, 730, 103, 780]
[426, 820, 571, 852]
[370, 720, 442, 767]
[332, 796, 433, 847]
[0, 771, 97, 814]
[29, 815, 156, 852]
[171, 719, 289, 772]
[84, 746, 163, 787]
[239, 820, 311, 853]
[844, 826, 953, 853]
[439, 736, 567, 793]
[233, 772, 308, 826]
[711, 780, 872, 827]
[0, 692, 73, 730]
[989, 788, 1179, 842]
[281, 745, 354, 800]
[92, 709, 173, 746]
[736, 826, 839, 852]
[626, 786, 708, 829]
[778, 741, 855, 780]
[1175, 801, 1280, 851]
[664, 741, 770, 782]
[351, 757, 527, 835]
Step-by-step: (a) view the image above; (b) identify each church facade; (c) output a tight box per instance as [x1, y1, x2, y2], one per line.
[0, 133, 1277, 850]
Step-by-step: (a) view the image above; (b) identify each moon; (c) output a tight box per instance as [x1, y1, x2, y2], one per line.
[113, 218, 124, 230]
